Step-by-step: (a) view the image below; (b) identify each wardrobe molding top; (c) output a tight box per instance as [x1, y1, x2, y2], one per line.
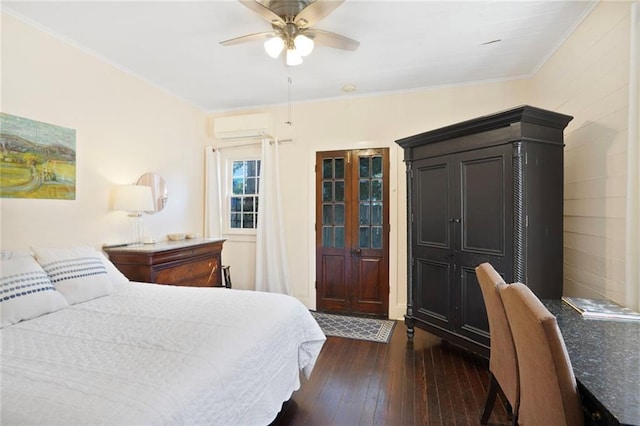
[396, 105, 574, 150]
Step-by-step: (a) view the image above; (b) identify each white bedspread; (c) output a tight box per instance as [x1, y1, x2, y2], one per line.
[1, 282, 326, 425]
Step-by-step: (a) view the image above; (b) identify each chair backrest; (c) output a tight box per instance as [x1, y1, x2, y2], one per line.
[499, 283, 583, 426]
[475, 263, 518, 408]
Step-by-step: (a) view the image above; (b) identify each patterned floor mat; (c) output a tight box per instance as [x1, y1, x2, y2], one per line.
[310, 311, 396, 343]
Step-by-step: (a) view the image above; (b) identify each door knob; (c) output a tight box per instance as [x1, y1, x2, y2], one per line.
[350, 248, 362, 256]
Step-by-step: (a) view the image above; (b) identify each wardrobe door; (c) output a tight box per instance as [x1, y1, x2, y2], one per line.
[452, 145, 513, 346]
[411, 156, 456, 331]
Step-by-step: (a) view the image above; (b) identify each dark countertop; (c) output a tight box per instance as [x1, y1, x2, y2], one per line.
[544, 299, 640, 425]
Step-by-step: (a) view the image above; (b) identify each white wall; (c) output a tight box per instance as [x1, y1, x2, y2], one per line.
[531, 0, 633, 304]
[0, 12, 208, 251]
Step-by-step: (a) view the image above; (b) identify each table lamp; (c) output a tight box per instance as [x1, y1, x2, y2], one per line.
[113, 184, 154, 245]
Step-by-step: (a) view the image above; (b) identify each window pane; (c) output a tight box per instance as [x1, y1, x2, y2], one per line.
[322, 204, 333, 225]
[246, 160, 256, 177]
[256, 160, 261, 177]
[372, 226, 383, 249]
[359, 203, 370, 225]
[371, 179, 382, 201]
[359, 180, 370, 201]
[335, 181, 345, 202]
[359, 157, 370, 178]
[359, 226, 370, 248]
[335, 204, 345, 225]
[371, 203, 382, 225]
[335, 227, 345, 248]
[233, 161, 244, 178]
[242, 213, 254, 228]
[323, 182, 333, 202]
[230, 213, 241, 228]
[233, 178, 243, 194]
[335, 158, 345, 179]
[372, 156, 383, 178]
[323, 159, 333, 179]
[322, 227, 333, 248]
[231, 197, 241, 212]
[243, 197, 254, 212]
[245, 177, 256, 194]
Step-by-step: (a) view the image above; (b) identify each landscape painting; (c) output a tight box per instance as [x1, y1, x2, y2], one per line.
[0, 113, 76, 199]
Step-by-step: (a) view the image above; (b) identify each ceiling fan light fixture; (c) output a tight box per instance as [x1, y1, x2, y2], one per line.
[264, 36, 285, 58]
[294, 34, 314, 56]
[286, 48, 303, 66]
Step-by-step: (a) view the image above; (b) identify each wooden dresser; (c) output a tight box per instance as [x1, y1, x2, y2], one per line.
[103, 238, 225, 287]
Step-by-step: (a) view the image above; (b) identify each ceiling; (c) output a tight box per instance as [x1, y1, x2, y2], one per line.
[3, 1, 597, 112]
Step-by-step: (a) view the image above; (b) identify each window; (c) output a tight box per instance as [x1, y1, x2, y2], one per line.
[229, 159, 261, 229]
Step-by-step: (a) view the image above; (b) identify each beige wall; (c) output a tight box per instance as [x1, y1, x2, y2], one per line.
[3, 2, 635, 317]
[0, 13, 207, 250]
[531, 0, 633, 304]
[209, 81, 530, 318]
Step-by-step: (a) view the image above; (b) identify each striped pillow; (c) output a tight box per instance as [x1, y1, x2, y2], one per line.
[32, 246, 113, 305]
[1, 256, 68, 327]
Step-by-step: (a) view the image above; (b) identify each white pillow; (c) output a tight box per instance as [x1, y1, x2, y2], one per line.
[97, 251, 130, 286]
[32, 246, 113, 305]
[1, 256, 69, 328]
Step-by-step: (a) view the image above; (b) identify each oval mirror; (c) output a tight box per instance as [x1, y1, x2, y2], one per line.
[137, 172, 167, 214]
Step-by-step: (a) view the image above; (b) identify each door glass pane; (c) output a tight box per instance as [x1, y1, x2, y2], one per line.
[322, 204, 333, 225]
[323, 182, 333, 202]
[372, 156, 383, 178]
[359, 203, 370, 225]
[359, 157, 370, 178]
[335, 181, 345, 201]
[371, 203, 382, 225]
[334, 227, 345, 248]
[322, 226, 333, 248]
[335, 158, 345, 179]
[335, 204, 345, 225]
[372, 226, 383, 249]
[359, 227, 370, 248]
[323, 159, 333, 179]
[359, 180, 369, 201]
[371, 179, 382, 201]
[246, 160, 257, 177]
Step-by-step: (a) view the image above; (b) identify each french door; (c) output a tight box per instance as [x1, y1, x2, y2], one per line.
[315, 148, 390, 318]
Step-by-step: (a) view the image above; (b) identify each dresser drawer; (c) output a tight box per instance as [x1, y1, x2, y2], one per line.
[104, 239, 225, 287]
[154, 256, 219, 286]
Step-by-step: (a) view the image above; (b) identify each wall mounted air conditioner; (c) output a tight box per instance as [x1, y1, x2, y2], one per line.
[213, 113, 271, 140]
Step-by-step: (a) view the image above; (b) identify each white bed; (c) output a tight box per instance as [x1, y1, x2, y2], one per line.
[1, 276, 326, 425]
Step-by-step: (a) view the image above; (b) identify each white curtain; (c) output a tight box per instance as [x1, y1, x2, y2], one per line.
[626, 2, 640, 311]
[255, 139, 291, 295]
[204, 146, 223, 238]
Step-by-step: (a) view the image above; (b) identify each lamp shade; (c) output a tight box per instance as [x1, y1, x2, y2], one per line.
[113, 185, 154, 213]
[264, 36, 285, 58]
[294, 34, 314, 56]
[286, 48, 303, 66]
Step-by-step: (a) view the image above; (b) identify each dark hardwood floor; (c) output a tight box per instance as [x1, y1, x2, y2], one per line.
[273, 322, 511, 426]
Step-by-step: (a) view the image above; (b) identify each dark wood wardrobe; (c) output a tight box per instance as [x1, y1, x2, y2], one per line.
[395, 105, 573, 356]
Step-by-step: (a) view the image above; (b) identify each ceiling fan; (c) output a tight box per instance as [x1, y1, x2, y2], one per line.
[220, 0, 360, 66]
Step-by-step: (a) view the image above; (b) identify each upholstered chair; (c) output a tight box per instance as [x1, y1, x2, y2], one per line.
[499, 283, 584, 426]
[475, 263, 518, 424]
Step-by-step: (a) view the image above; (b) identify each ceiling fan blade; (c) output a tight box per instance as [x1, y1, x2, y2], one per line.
[295, 0, 344, 28]
[238, 0, 285, 26]
[220, 31, 275, 46]
[307, 29, 359, 51]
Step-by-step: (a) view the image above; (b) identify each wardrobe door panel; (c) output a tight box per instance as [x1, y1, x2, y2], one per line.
[457, 150, 508, 256]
